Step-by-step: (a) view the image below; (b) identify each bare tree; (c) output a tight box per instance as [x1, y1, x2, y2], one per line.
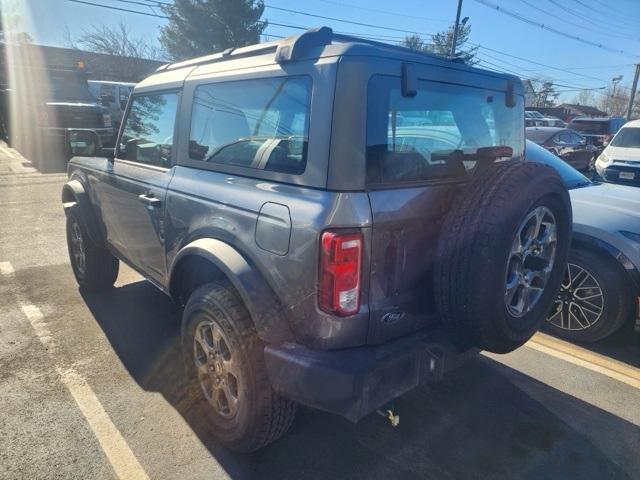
[572, 89, 597, 107]
[67, 22, 163, 60]
[598, 82, 631, 117]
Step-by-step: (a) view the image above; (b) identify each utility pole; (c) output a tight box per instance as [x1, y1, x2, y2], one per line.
[626, 64, 640, 121]
[450, 0, 463, 58]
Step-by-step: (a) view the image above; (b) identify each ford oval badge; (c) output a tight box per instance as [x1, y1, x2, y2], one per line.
[382, 311, 405, 324]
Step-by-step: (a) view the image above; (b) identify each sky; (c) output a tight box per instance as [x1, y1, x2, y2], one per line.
[8, 0, 640, 103]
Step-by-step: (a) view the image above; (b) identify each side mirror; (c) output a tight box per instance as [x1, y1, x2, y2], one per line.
[118, 137, 139, 161]
[66, 129, 113, 159]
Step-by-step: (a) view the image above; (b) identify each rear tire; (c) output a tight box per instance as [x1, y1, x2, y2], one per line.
[544, 248, 632, 342]
[66, 209, 119, 292]
[181, 282, 296, 452]
[434, 161, 572, 354]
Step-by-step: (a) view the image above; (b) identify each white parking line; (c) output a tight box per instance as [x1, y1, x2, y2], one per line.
[20, 304, 150, 480]
[0, 261, 15, 275]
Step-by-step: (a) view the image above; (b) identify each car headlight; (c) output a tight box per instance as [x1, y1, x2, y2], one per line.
[620, 231, 640, 244]
[598, 152, 611, 164]
[102, 113, 112, 128]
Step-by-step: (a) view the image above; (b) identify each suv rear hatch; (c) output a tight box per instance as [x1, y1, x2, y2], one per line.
[365, 73, 525, 344]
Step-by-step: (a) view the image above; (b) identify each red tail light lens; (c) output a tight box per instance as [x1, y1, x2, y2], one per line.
[319, 231, 362, 316]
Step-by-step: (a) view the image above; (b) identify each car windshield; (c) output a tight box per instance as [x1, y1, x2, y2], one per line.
[525, 140, 591, 189]
[610, 127, 640, 148]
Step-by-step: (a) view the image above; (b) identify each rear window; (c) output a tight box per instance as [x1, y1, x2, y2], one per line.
[189, 76, 311, 175]
[610, 127, 640, 148]
[569, 120, 608, 135]
[366, 75, 524, 185]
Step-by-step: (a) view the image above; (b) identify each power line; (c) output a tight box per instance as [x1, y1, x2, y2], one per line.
[64, 0, 622, 93]
[472, 0, 640, 58]
[546, 0, 640, 39]
[516, 0, 639, 41]
[570, 0, 640, 28]
[264, 5, 438, 37]
[312, 0, 449, 24]
[66, 0, 168, 18]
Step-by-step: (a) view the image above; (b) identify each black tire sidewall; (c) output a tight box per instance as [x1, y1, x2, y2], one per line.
[477, 194, 572, 351]
[66, 208, 118, 291]
[66, 210, 89, 283]
[181, 283, 267, 450]
[544, 248, 632, 342]
[435, 162, 573, 354]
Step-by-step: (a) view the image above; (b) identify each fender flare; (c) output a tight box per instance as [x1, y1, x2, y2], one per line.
[61, 179, 103, 246]
[169, 238, 295, 344]
[572, 232, 640, 294]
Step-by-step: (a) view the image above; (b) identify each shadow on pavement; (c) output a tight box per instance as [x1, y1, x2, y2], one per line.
[77, 279, 640, 480]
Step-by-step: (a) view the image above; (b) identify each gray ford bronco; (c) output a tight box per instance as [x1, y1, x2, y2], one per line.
[62, 27, 572, 452]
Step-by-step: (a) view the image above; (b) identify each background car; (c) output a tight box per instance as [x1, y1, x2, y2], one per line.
[568, 116, 625, 153]
[594, 119, 640, 186]
[526, 126, 596, 171]
[525, 110, 566, 127]
[527, 140, 640, 342]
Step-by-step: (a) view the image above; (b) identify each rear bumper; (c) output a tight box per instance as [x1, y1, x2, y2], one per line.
[264, 327, 478, 422]
[596, 163, 640, 186]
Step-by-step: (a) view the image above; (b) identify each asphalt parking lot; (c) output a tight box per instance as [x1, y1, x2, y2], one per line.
[1, 162, 639, 479]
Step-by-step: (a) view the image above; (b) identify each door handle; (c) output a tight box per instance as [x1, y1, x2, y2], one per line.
[138, 193, 161, 208]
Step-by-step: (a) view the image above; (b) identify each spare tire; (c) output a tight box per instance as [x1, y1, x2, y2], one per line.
[434, 161, 572, 354]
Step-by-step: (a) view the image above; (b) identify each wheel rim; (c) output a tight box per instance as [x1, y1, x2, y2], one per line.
[70, 220, 86, 277]
[193, 319, 240, 418]
[504, 206, 558, 317]
[547, 263, 604, 331]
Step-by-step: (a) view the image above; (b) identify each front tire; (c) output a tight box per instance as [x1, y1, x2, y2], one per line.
[66, 209, 119, 292]
[181, 282, 296, 452]
[545, 248, 633, 342]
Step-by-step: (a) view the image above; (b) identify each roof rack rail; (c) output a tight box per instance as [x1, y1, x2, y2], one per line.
[162, 42, 278, 72]
[153, 26, 460, 74]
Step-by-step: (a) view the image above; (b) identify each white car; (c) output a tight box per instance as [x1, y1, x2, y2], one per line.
[594, 119, 640, 186]
[527, 141, 640, 342]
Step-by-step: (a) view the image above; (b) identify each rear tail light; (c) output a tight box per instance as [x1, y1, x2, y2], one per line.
[319, 231, 363, 316]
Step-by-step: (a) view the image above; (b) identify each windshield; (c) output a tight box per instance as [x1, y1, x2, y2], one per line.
[610, 127, 640, 148]
[525, 140, 591, 189]
[367, 75, 524, 184]
[49, 76, 95, 103]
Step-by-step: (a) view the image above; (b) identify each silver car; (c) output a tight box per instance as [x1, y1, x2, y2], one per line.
[527, 140, 640, 341]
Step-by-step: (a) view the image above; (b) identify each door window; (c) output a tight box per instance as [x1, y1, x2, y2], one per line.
[118, 92, 179, 168]
[188, 76, 312, 175]
[119, 87, 131, 110]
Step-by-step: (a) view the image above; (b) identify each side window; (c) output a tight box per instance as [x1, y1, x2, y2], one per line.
[118, 92, 179, 168]
[555, 132, 570, 144]
[569, 132, 584, 144]
[101, 84, 116, 104]
[119, 87, 131, 110]
[188, 76, 311, 175]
